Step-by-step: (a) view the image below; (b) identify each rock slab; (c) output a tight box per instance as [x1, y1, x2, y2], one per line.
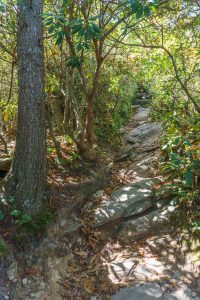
[132, 107, 149, 122]
[117, 206, 176, 242]
[112, 283, 163, 300]
[125, 122, 161, 145]
[93, 178, 161, 226]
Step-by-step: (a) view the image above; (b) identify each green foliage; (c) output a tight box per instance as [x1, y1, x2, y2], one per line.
[0, 0, 6, 12]
[66, 56, 83, 68]
[0, 209, 4, 221]
[94, 58, 137, 143]
[0, 238, 8, 256]
[159, 114, 200, 231]
[129, 0, 158, 18]
[43, 12, 101, 51]
[0, 195, 54, 234]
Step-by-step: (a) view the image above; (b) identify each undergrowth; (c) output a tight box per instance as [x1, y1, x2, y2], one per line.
[0, 195, 54, 255]
[153, 110, 200, 234]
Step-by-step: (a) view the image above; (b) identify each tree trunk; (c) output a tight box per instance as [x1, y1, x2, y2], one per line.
[86, 98, 97, 145]
[5, 0, 46, 214]
[49, 95, 64, 133]
[63, 68, 74, 134]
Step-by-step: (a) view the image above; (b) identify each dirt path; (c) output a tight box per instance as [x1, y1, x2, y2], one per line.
[1, 106, 199, 300]
[56, 106, 199, 299]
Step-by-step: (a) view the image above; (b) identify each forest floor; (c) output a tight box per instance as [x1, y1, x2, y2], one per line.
[0, 105, 200, 300]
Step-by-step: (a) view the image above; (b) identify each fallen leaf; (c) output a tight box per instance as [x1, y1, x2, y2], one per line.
[83, 277, 95, 294]
[67, 266, 74, 273]
[75, 251, 88, 257]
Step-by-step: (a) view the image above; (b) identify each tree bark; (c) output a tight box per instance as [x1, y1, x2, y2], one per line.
[5, 0, 46, 214]
[86, 98, 96, 145]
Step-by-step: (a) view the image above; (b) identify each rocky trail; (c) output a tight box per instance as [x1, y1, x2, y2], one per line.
[0, 106, 199, 300]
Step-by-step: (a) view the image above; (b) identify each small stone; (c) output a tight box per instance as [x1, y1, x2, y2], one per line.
[34, 292, 43, 299]
[77, 237, 82, 244]
[60, 219, 66, 227]
[22, 278, 28, 285]
[170, 240, 178, 247]
[7, 261, 18, 281]
[192, 292, 197, 297]
[40, 282, 45, 288]
[93, 190, 104, 198]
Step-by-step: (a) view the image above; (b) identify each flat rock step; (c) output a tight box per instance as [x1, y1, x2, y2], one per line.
[112, 283, 163, 300]
[132, 107, 149, 122]
[125, 122, 161, 145]
[117, 205, 176, 243]
[93, 178, 161, 227]
[111, 283, 199, 300]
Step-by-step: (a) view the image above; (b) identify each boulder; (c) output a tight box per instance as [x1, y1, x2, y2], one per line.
[127, 152, 159, 177]
[117, 206, 176, 242]
[125, 122, 161, 145]
[93, 178, 161, 227]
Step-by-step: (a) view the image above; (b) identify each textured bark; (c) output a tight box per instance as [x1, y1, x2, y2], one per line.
[63, 68, 74, 133]
[49, 95, 64, 133]
[86, 98, 96, 145]
[5, 0, 46, 213]
[46, 105, 62, 159]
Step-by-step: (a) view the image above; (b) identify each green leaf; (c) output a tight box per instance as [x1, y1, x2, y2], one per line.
[136, 6, 144, 19]
[85, 29, 91, 41]
[0, 239, 8, 256]
[144, 5, 151, 17]
[62, 0, 68, 5]
[42, 12, 53, 17]
[184, 168, 193, 186]
[0, 4, 5, 12]
[44, 17, 54, 26]
[55, 15, 66, 23]
[11, 210, 21, 218]
[22, 213, 32, 223]
[153, 0, 158, 6]
[55, 21, 62, 29]
[130, 0, 140, 12]
[89, 15, 100, 21]
[55, 32, 64, 45]
[0, 210, 4, 221]
[192, 159, 200, 169]
[77, 28, 85, 37]
[91, 23, 101, 33]
[48, 25, 55, 34]
[72, 25, 82, 34]
[66, 56, 83, 68]
[76, 43, 84, 52]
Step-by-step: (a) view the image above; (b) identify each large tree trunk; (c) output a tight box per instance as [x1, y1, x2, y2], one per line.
[5, 0, 46, 214]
